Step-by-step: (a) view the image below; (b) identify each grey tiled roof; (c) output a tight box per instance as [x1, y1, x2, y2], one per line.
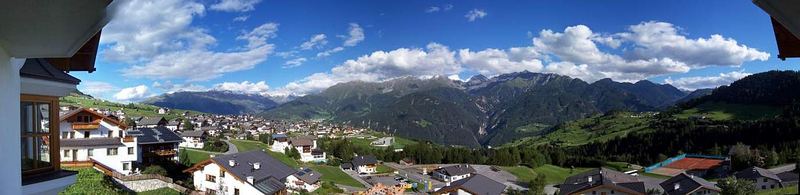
[433, 174, 506, 195]
[20, 58, 80, 84]
[295, 168, 322, 184]
[559, 167, 645, 195]
[435, 164, 476, 176]
[138, 117, 166, 126]
[660, 173, 720, 195]
[61, 137, 124, 148]
[212, 150, 296, 192]
[735, 167, 781, 181]
[778, 172, 798, 182]
[289, 137, 314, 146]
[135, 127, 183, 144]
[180, 130, 206, 138]
[351, 155, 377, 167]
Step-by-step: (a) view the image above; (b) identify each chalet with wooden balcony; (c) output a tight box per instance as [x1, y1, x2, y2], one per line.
[128, 127, 183, 164]
[59, 108, 139, 175]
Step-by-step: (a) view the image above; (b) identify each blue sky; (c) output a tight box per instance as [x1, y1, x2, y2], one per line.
[75, 0, 797, 102]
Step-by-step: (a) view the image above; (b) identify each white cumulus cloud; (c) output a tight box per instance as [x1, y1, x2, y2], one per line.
[665, 71, 752, 90]
[123, 22, 277, 81]
[465, 9, 487, 22]
[274, 43, 458, 96]
[210, 0, 262, 12]
[114, 85, 150, 102]
[213, 81, 270, 95]
[300, 34, 328, 50]
[284, 58, 307, 68]
[343, 23, 365, 47]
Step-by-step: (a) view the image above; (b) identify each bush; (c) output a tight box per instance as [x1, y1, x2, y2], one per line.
[143, 165, 168, 176]
[202, 139, 228, 153]
[60, 169, 126, 195]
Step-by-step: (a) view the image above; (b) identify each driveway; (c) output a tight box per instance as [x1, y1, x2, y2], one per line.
[223, 139, 238, 154]
[342, 169, 373, 188]
[384, 162, 444, 190]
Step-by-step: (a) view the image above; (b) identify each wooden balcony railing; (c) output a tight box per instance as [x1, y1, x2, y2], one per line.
[122, 136, 135, 143]
[72, 122, 100, 130]
[147, 149, 176, 156]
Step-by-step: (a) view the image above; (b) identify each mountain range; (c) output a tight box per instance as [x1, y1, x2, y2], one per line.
[262, 71, 693, 147]
[143, 91, 279, 115]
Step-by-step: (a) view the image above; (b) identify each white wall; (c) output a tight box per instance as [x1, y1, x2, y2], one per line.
[192, 163, 265, 195]
[754, 177, 782, 190]
[60, 120, 138, 174]
[0, 47, 22, 194]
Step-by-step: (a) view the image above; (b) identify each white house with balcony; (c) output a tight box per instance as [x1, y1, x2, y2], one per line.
[59, 108, 139, 175]
[288, 136, 326, 162]
[185, 150, 321, 194]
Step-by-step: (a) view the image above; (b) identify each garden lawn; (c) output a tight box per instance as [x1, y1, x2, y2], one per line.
[309, 165, 365, 188]
[182, 148, 217, 164]
[756, 185, 798, 195]
[501, 164, 591, 184]
[229, 139, 300, 168]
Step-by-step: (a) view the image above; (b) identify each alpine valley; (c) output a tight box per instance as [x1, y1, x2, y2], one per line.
[260, 71, 695, 147]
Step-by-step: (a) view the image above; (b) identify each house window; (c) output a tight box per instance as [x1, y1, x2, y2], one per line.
[206, 174, 216, 182]
[122, 162, 130, 171]
[128, 147, 134, 155]
[62, 132, 69, 139]
[234, 188, 239, 195]
[77, 115, 92, 123]
[764, 178, 768, 182]
[118, 130, 123, 138]
[21, 95, 60, 177]
[107, 148, 118, 156]
[108, 130, 113, 138]
[611, 190, 615, 194]
[69, 132, 75, 139]
[63, 150, 70, 158]
[84, 131, 90, 138]
[771, 184, 775, 189]
[762, 185, 766, 190]
[220, 170, 226, 178]
[88, 149, 93, 157]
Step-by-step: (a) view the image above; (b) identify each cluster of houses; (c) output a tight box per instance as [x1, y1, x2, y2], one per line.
[270, 134, 327, 162]
[58, 108, 182, 175]
[184, 150, 323, 194]
[554, 166, 798, 195]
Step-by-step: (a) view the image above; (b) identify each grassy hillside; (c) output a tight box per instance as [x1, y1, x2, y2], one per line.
[501, 164, 592, 184]
[503, 111, 654, 147]
[59, 93, 203, 120]
[674, 102, 781, 121]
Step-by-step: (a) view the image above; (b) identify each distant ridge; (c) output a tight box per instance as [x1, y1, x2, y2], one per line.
[263, 71, 689, 147]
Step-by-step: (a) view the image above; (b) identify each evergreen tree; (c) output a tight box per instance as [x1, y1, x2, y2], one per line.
[290, 147, 301, 160]
[183, 120, 195, 131]
[179, 148, 191, 166]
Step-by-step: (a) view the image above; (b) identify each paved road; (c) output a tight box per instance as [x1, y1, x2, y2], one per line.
[769, 163, 796, 173]
[470, 165, 528, 191]
[223, 140, 238, 154]
[335, 184, 365, 193]
[384, 162, 444, 190]
[342, 169, 373, 188]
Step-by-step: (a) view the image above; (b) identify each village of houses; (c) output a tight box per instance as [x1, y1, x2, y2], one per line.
[55, 106, 798, 195]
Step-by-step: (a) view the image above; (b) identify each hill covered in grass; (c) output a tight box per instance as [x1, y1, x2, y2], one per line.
[59, 92, 203, 120]
[502, 111, 654, 147]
